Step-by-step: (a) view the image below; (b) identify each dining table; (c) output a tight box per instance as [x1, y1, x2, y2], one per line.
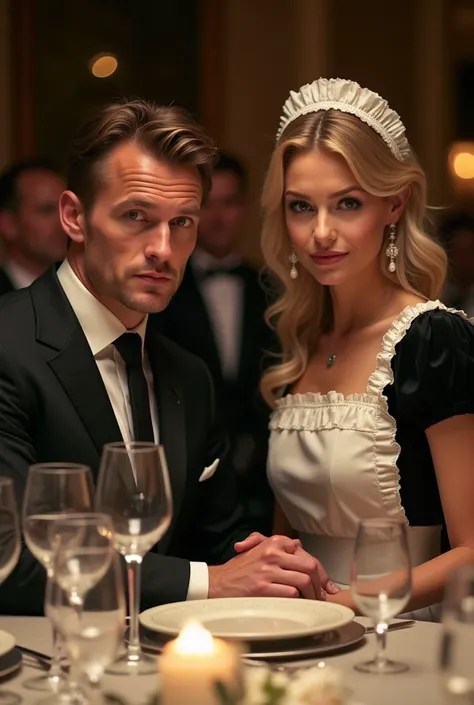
[0, 615, 449, 705]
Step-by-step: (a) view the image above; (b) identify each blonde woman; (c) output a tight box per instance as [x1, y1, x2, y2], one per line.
[238, 79, 474, 620]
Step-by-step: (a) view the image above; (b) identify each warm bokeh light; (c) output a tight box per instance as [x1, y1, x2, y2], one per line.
[90, 53, 118, 78]
[449, 142, 474, 185]
[172, 621, 215, 655]
[453, 152, 474, 180]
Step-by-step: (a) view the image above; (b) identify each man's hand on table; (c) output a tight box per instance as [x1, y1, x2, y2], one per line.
[208, 533, 339, 600]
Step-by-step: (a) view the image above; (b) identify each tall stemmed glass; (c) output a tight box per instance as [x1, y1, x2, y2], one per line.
[351, 518, 412, 674]
[22, 463, 94, 692]
[0, 477, 21, 705]
[47, 552, 126, 704]
[42, 513, 116, 705]
[95, 442, 173, 675]
[439, 564, 474, 698]
[51, 513, 114, 615]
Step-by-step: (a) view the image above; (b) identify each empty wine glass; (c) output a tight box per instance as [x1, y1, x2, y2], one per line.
[0, 478, 21, 705]
[42, 516, 120, 705]
[22, 463, 94, 692]
[439, 564, 474, 699]
[95, 442, 172, 675]
[351, 518, 412, 674]
[66, 553, 125, 701]
[51, 513, 114, 613]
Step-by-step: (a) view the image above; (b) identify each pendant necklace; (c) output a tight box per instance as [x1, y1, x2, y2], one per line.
[326, 353, 337, 368]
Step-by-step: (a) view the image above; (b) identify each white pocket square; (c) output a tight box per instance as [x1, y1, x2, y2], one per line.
[199, 458, 220, 482]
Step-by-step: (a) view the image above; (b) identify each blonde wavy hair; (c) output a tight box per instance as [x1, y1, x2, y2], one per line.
[260, 110, 448, 408]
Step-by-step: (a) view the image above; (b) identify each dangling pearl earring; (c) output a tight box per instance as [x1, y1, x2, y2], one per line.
[289, 248, 299, 279]
[386, 223, 398, 273]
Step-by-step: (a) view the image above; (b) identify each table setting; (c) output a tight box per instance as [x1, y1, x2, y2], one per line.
[0, 442, 473, 705]
[0, 615, 457, 705]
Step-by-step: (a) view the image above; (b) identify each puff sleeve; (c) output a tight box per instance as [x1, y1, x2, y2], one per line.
[392, 310, 474, 430]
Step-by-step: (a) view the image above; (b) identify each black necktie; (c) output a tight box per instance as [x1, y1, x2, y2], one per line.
[113, 333, 155, 442]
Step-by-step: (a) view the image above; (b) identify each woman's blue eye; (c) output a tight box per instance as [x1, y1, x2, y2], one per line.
[289, 200, 312, 213]
[338, 197, 362, 211]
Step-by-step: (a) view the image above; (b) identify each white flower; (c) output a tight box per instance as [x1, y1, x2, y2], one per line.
[285, 666, 345, 705]
[244, 667, 289, 705]
[241, 664, 346, 705]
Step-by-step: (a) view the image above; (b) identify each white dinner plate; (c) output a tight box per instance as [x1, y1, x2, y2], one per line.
[138, 617, 366, 659]
[139, 597, 355, 641]
[0, 630, 15, 658]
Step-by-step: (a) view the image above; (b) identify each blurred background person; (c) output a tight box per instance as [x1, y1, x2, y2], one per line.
[441, 212, 474, 317]
[156, 151, 274, 533]
[0, 158, 67, 295]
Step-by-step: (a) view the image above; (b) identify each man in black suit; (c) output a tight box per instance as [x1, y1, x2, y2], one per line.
[0, 158, 67, 294]
[0, 100, 334, 615]
[156, 153, 274, 533]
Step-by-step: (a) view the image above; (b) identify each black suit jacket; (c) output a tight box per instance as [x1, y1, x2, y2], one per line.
[154, 261, 272, 447]
[154, 261, 274, 528]
[0, 268, 15, 296]
[0, 268, 250, 615]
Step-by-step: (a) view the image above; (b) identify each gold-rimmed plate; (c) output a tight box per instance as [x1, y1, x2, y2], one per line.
[140, 598, 355, 641]
[136, 620, 366, 661]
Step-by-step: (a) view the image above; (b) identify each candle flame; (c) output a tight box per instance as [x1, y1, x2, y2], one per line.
[174, 620, 215, 655]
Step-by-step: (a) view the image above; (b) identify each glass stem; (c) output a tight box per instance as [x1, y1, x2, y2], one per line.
[50, 626, 64, 682]
[374, 621, 388, 667]
[126, 556, 142, 662]
[70, 595, 84, 624]
[45, 571, 64, 685]
[68, 660, 82, 697]
[87, 680, 105, 705]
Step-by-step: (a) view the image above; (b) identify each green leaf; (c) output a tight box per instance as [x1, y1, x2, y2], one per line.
[103, 691, 161, 705]
[262, 673, 287, 705]
[103, 695, 129, 705]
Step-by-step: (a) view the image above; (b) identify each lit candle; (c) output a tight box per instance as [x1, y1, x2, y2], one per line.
[159, 621, 242, 705]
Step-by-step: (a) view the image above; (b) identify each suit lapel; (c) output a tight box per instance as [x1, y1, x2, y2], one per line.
[31, 269, 123, 464]
[48, 331, 123, 458]
[146, 327, 187, 550]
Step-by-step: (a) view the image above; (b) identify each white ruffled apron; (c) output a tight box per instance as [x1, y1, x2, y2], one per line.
[267, 301, 464, 622]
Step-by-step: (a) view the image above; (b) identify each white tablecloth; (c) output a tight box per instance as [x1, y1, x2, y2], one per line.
[0, 616, 446, 705]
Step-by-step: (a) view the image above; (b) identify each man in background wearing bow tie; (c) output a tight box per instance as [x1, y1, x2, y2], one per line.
[156, 153, 274, 534]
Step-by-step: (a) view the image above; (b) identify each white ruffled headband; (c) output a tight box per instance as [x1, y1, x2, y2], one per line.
[276, 78, 410, 161]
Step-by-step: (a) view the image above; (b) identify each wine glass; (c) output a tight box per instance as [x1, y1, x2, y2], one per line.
[22, 463, 94, 692]
[95, 442, 172, 675]
[351, 518, 412, 674]
[51, 513, 114, 612]
[42, 515, 119, 705]
[439, 564, 474, 698]
[0, 478, 21, 705]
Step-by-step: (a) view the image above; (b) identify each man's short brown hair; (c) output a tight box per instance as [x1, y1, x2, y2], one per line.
[67, 99, 217, 211]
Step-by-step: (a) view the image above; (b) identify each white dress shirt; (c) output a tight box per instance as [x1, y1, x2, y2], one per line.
[192, 249, 243, 380]
[57, 260, 209, 600]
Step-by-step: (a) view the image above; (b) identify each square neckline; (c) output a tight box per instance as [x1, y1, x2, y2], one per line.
[279, 300, 462, 407]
